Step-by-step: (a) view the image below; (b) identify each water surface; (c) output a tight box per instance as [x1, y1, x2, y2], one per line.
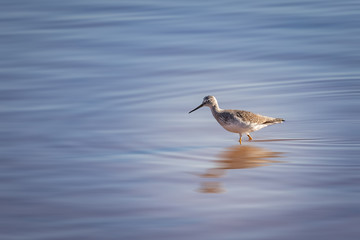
[1, 0, 360, 239]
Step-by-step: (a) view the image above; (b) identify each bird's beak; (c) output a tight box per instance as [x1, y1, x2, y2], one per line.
[189, 103, 204, 114]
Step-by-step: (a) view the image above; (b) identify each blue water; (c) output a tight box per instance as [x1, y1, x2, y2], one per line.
[1, 0, 360, 239]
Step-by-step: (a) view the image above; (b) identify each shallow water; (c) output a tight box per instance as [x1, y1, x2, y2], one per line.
[1, 0, 360, 239]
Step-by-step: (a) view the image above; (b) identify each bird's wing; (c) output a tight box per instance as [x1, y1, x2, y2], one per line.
[235, 110, 273, 124]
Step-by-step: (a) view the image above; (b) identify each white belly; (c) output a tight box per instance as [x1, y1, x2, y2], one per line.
[221, 121, 267, 134]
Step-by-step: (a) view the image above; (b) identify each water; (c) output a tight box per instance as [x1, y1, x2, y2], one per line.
[1, 0, 360, 239]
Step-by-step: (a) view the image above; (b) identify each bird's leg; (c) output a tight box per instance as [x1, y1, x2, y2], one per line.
[239, 134, 242, 144]
[247, 134, 253, 141]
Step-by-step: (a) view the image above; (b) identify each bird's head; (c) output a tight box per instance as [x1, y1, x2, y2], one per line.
[189, 95, 218, 113]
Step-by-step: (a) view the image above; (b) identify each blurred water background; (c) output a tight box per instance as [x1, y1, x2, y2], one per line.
[1, 0, 360, 239]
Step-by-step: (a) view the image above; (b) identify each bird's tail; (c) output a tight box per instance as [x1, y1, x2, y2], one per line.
[263, 118, 285, 125]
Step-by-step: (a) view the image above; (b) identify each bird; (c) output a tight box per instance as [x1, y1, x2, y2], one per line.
[188, 96, 284, 144]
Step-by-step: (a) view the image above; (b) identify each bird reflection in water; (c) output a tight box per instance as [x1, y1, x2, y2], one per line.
[198, 145, 283, 193]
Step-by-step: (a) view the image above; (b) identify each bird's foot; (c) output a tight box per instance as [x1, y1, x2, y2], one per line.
[247, 134, 253, 141]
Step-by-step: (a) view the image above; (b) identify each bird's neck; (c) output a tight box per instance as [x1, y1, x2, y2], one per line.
[210, 104, 221, 116]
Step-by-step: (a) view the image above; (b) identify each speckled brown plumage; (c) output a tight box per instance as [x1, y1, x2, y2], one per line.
[235, 110, 284, 125]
